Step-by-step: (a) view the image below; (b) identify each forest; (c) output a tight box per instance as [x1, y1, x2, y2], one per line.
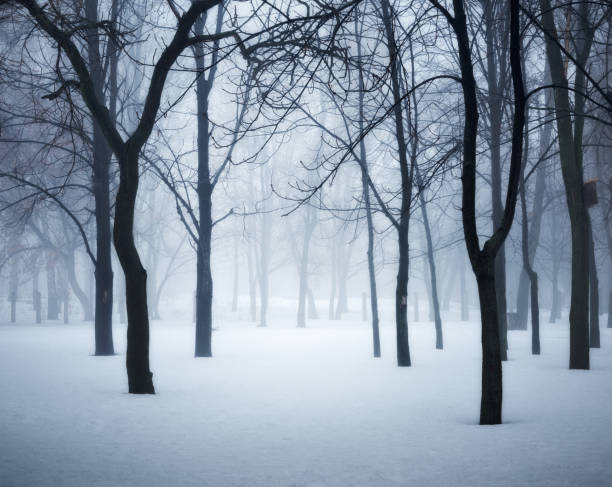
[0, 0, 610, 485]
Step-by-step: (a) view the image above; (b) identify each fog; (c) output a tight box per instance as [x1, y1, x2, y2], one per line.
[0, 0, 611, 485]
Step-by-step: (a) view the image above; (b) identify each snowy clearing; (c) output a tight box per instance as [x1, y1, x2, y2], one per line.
[1, 312, 611, 487]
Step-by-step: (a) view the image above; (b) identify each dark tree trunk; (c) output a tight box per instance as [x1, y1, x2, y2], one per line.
[114, 149, 154, 394]
[86, 0, 114, 354]
[549, 206, 562, 323]
[192, 11, 219, 357]
[483, 2, 509, 360]
[432, 0, 526, 424]
[382, 0, 412, 367]
[539, 0, 591, 370]
[476, 263, 503, 425]
[589, 222, 600, 348]
[519, 105, 540, 355]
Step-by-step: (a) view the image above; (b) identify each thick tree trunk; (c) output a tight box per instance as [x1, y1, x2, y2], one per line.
[434, 0, 525, 424]
[114, 150, 154, 394]
[476, 262, 503, 425]
[539, 0, 590, 370]
[395, 226, 411, 366]
[193, 13, 215, 357]
[483, 3, 509, 360]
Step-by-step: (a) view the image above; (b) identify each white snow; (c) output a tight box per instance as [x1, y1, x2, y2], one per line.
[1, 309, 611, 486]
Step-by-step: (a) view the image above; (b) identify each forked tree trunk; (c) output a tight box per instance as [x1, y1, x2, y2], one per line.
[432, 0, 526, 424]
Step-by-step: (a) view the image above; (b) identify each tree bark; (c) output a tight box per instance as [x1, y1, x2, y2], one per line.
[381, 0, 412, 366]
[86, 0, 114, 355]
[539, 0, 591, 369]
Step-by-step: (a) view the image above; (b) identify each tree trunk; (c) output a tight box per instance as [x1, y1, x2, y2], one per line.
[417, 168, 443, 349]
[86, 0, 115, 355]
[476, 262, 503, 425]
[354, 13, 381, 356]
[231, 234, 239, 313]
[297, 208, 316, 328]
[46, 256, 59, 320]
[589, 221, 600, 348]
[307, 288, 319, 320]
[114, 149, 154, 394]
[193, 12, 216, 357]
[539, 0, 590, 370]
[382, 0, 412, 367]
[247, 239, 257, 322]
[483, 2, 510, 360]
[329, 238, 336, 320]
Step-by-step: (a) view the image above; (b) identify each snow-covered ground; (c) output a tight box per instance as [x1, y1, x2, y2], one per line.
[1, 307, 611, 486]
